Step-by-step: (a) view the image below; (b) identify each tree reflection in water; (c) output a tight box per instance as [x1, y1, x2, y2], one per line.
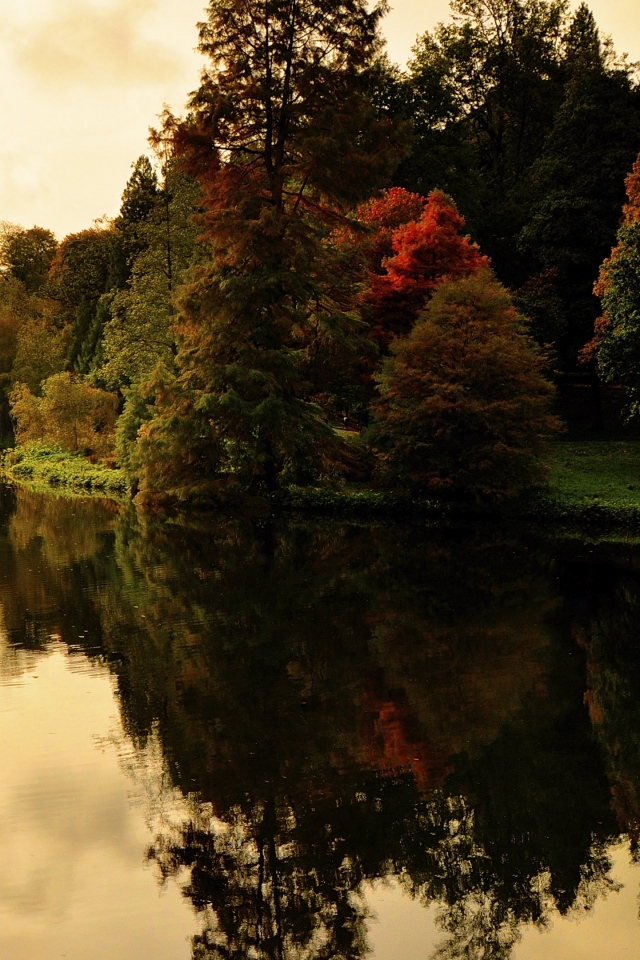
[1, 487, 639, 958]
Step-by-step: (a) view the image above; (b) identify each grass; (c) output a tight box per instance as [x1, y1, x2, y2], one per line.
[522, 440, 640, 527]
[1, 444, 130, 497]
[547, 441, 640, 506]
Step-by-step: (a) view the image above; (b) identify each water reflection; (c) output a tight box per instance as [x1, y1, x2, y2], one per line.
[0, 487, 640, 957]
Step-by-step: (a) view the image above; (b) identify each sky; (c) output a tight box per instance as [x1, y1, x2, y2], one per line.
[0, 0, 638, 239]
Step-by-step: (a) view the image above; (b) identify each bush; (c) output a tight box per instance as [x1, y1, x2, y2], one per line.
[368, 271, 562, 501]
[10, 372, 117, 458]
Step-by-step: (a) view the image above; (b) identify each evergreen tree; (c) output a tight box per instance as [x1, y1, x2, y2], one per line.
[115, 156, 159, 274]
[100, 162, 202, 391]
[134, 0, 404, 499]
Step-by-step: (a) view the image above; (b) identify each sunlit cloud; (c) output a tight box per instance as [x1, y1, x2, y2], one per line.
[8, 0, 183, 87]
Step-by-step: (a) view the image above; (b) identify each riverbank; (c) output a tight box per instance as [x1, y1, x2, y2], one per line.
[1, 445, 129, 497]
[4, 441, 640, 526]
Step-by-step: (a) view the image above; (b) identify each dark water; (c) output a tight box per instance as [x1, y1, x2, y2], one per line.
[1, 486, 640, 958]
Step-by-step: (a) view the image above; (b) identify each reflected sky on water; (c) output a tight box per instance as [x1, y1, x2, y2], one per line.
[1, 485, 640, 958]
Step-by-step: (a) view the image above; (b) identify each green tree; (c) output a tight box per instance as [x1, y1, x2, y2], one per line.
[47, 227, 122, 374]
[396, 0, 568, 284]
[589, 155, 640, 415]
[99, 162, 202, 391]
[518, 5, 640, 362]
[368, 271, 560, 500]
[0, 224, 58, 293]
[134, 0, 404, 499]
[11, 315, 69, 394]
[11, 372, 117, 457]
[114, 155, 160, 279]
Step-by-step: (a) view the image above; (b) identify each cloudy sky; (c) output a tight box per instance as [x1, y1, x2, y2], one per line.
[0, 0, 638, 239]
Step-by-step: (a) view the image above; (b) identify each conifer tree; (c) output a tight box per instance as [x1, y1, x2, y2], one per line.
[135, 0, 404, 498]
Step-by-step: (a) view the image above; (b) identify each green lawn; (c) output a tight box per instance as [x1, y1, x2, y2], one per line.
[548, 441, 640, 509]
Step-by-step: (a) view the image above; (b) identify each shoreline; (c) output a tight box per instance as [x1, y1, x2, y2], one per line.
[5, 440, 640, 531]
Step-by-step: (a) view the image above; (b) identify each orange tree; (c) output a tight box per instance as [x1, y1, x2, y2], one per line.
[134, 0, 404, 499]
[368, 271, 561, 501]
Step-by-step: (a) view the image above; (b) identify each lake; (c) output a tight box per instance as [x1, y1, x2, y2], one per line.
[0, 484, 639, 959]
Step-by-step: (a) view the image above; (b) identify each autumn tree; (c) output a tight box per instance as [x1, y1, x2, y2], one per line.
[368, 271, 561, 500]
[351, 186, 427, 272]
[366, 190, 489, 346]
[134, 0, 404, 498]
[11, 372, 117, 458]
[588, 154, 640, 416]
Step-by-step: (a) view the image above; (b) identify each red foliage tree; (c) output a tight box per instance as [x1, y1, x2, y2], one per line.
[355, 186, 427, 272]
[367, 190, 490, 346]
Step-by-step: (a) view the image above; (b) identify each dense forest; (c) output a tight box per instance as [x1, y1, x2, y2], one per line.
[3, 0, 640, 504]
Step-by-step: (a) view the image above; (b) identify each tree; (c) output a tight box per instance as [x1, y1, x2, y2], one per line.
[366, 190, 489, 346]
[587, 155, 640, 415]
[114, 155, 160, 279]
[10, 372, 117, 457]
[0, 224, 58, 293]
[395, 0, 569, 284]
[352, 186, 427, 272]
[518, 5, 640, 362]
[99, 162, 202, 391]
[11, 315, 69, 394]
[368, 271, 561, 500]
[47, 227, 122, 373]
[134, 0, 404, 499]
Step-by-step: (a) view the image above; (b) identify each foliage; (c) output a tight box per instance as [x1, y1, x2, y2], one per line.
[99, 162, 202, 390]
[2, 444, 128, 495]
[114, 155, 159, 276]
[366, 190, 489, 345]
[368, 271, 561, 500]
[352, 186, 427, 272]
[587, 154, 640, 414]
[134, 0, 405, 498]
[387, 1, 640, 366]
[10, 372, 117, 458]
[518, 12, 640, 361]
[12, 314, 69, 394]
[47, 227, 122, 373]
[0, 224, 58, 293]
[395, 0, 569, 277]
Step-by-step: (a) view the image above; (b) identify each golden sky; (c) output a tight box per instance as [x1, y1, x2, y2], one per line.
[0, 0, 638, 239]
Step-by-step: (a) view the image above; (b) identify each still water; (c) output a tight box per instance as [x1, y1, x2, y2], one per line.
[1, 485, 640, 958]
